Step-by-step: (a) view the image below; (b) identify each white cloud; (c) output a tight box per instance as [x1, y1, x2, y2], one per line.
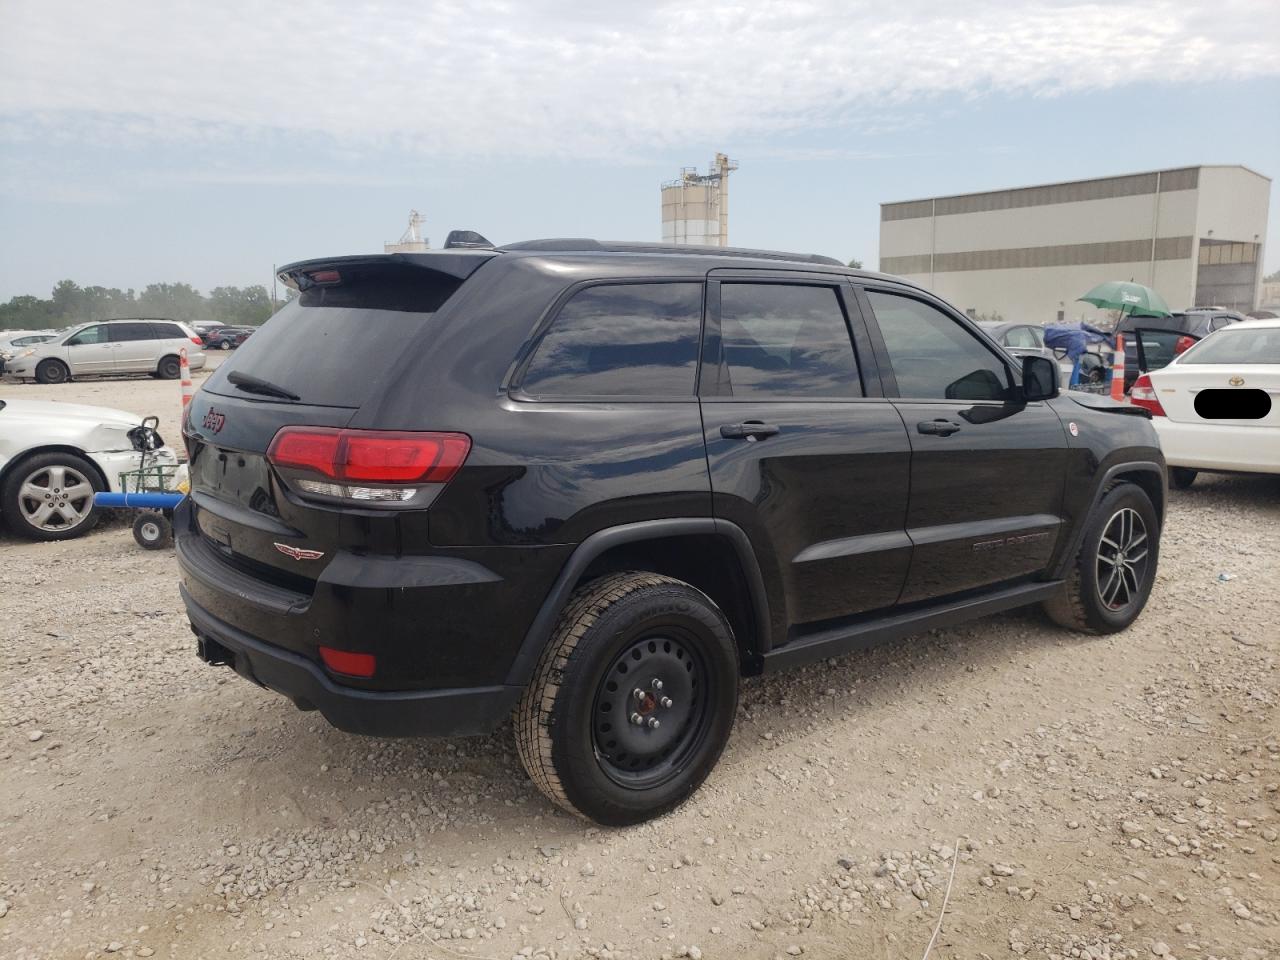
[1, 0, 1277, 157]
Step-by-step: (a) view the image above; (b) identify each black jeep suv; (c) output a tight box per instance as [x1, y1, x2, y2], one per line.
[178, 240, 1165, 825]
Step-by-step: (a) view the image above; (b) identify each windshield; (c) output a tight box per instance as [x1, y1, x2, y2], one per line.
[1178, 326, 1280, 365]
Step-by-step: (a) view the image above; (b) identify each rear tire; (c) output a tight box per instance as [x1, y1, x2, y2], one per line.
[514, 572, 739, 826]
[1169, 467, 1197, 490]
[220, 341, 232, 350]
[35, 359, 69, 384]
[157, 355, 181, 380]
[1043, 482, 1159, 634]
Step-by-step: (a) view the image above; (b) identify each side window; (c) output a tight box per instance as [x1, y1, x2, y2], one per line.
[1004, 326, 1038, 348]
[1028, 326, 1046, 348]
[66, 325, 106, 346]
[520, 282, 702, 397]
[151, 322, 185, 338]
[109, 322, 155, 342]
[1209, 315, 1232, 331]
[865, 291, 1011, 401]
[714, 283, 862, 397]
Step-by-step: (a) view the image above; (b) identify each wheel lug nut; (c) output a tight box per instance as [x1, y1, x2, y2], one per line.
[633, 688, 646, 702]
[630, 713, 644, 726]
[660, 696, 673, 708]
[650, 678, 663, 691]
[647, 717, 660, 729]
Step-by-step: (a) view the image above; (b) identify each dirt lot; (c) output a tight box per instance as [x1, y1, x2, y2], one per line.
[1, 369, 1277, 960]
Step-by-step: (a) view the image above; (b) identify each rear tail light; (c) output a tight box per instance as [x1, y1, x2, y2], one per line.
[1173, 335, 1196, 355]
[267, 427, 471, 507]
[1129, 374, 1166, 416]
[319, 646, 376, 678]
[190, 336, 203, 346]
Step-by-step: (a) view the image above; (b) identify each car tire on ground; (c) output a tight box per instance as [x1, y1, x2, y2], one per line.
[157, 355, 181, 380]
[220, 341, 232, 350]
[132, 512, 172, 549]
[1043, 482, 1159, 635]
[514, 571, 739, 826]
[34, 359, 70, 384]
[1, 451, 103, 541]
[1169, 467, 1197, 490]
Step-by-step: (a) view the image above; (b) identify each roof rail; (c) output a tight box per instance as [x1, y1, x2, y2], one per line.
[498, 239, 844, 267]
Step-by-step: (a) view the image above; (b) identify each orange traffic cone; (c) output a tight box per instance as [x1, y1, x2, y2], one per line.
[180, 348, 194, 411]
[1110, 334, 1126, 400]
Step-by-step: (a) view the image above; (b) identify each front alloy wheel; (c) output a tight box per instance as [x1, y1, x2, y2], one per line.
[1043, 481, 1159, 634]
[1095, 507, 1150, 612]
[2, 453, 103, 541]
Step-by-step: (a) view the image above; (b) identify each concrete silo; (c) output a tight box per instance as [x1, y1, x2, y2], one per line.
[660, 153, 738, 246]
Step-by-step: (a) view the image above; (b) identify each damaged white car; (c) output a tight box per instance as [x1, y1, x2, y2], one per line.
[0, 398, 178, 540]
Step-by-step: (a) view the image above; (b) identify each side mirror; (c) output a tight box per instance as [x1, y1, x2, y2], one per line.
[1021, 355, 1059, 401]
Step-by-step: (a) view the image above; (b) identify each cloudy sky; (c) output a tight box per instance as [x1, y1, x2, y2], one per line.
[1, 0, 1278, 299]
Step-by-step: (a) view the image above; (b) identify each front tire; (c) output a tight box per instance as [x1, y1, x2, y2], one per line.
[35, 359, 70, 384]
[220, 341, 232, 350]
[1169, 467, 1197, 490]
[2, 452, 103, 540]
[514, 572, 739, 826]
[1043, 483, 1159, 634]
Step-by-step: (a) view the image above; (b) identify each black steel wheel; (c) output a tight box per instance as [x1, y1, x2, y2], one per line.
[591, 630, 710, 790]
[515, 572, 739, 825]
[157, 355, 181, 379]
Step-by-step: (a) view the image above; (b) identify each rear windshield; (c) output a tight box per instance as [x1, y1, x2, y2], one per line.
[1179, 327, 1280, 365]
[203, 267, 465, 407]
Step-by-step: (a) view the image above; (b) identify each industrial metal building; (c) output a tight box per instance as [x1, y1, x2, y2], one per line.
[879, 165, 1271, 323]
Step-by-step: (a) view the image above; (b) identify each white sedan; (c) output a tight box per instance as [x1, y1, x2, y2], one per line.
[0, 398, 178, 540]
[1128, 319, 1280, 488]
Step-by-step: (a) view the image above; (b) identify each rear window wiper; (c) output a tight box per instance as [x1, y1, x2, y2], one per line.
[227, 370, 301, 401]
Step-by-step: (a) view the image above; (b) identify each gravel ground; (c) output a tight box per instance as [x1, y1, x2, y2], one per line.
[1, 370, 1277, 960]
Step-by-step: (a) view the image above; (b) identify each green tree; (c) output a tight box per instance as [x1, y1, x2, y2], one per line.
[1264, 268, 1280, 283]
[847, 258, 864, 269]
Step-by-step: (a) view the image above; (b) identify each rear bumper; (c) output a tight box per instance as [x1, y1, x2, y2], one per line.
[182, 584, 521, 737]
[1152, 419, 1280, 474]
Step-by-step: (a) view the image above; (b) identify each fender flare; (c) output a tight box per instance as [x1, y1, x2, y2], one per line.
[503, 518, 771, 687]
[1049, 460, 1165, 580]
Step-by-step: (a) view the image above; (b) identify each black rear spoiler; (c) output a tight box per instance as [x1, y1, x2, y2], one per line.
[277, 251, 497, 291]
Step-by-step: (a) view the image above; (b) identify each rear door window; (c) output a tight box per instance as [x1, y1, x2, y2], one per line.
[866, 291, 1011, 401]
[109, 322, 155, 342]
[519, 282, 703, 398]
[711, 283, 862, 397]
[1004, 326, 1038, 348]
[151, 322, 186, 339]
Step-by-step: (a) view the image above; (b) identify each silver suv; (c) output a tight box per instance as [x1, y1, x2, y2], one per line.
[4, 318, 206, 384]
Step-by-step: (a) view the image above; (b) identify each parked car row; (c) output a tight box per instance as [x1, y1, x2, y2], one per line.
[0, 329, 61, 374]
[192, 321, 256, 349]
[1, 318, 206, 383]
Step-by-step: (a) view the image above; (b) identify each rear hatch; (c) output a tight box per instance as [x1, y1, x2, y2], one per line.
[183, 254, 492, 594]
[1150, 326, 1280, 427]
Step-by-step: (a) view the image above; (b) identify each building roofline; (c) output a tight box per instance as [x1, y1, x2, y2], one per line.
[881, 163, 1270, 208]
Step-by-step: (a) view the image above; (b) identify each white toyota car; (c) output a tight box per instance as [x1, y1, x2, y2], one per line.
[1129, 318, 1280, 488]
[0, 398, 178, 540]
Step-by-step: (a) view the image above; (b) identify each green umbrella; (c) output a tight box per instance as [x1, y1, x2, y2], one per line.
[1077, 280, 1171, 318]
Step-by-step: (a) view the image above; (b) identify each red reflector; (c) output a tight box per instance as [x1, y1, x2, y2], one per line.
[1128, 373, 1166, 417]
[319, 646, 376, 678]
[267, 428, 471, 484]
[307, 269, 341, 284]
